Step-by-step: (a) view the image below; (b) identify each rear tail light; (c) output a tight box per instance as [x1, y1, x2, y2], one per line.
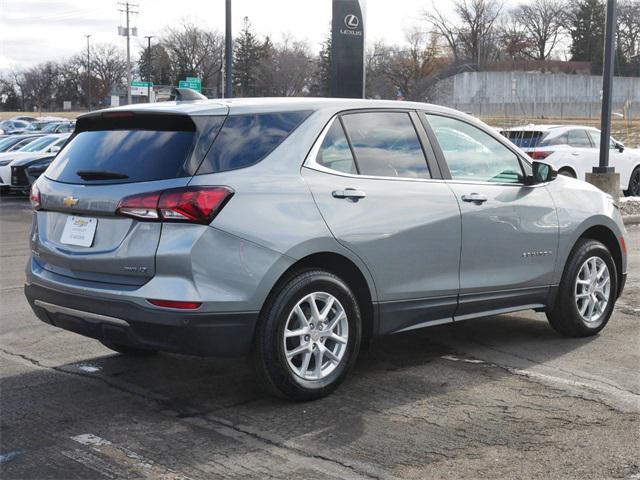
[116, 186, 233, 224]
[528, 150, 553, 160]
[30, 183, 41, 210]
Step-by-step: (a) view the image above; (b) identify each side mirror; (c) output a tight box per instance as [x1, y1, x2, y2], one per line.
[614, 142, 624, 152]
[531, 161, 557, 184]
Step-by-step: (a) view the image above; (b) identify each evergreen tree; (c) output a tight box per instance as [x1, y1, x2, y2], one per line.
[569, 0, 605, 74]
[233, 17, 263, 97]
[317, 30, 332, 97]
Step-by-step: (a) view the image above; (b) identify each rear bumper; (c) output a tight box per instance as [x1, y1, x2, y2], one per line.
[25, 282, 258, 357]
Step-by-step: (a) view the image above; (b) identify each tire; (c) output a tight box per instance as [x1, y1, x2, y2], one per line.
[99, 340, 158, 356]
[625, 166, 640, 197]
[558, 168, 577, 178]
[253, 269, 362, 401]
[546, 239, 617, 337]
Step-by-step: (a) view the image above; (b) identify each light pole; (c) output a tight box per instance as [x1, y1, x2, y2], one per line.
[225, 0, 233, 98]
[587, 0, 620, 200]
[85, 35, 91, 111]
[144, 35, 154, 102]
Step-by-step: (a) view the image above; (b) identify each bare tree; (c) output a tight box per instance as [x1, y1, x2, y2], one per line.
[426, 0, 504, 67]
[257, 36, 314, 96]
[87, 44, 127, 101]
[513, 0, 567, 60]
[618, 0, 640, 59]
[162, 23, 224, 93]
[497, 13, 532, 60]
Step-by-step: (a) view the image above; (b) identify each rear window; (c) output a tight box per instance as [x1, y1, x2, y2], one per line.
[501, 130, 545, 148]
[46, 130, 197, 184]
[196, 111, 312, 174]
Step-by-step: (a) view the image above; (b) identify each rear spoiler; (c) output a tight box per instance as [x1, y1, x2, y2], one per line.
[170, 88, 207, 102]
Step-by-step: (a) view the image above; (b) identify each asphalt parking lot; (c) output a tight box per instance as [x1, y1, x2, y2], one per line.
[1, 196, 638, 480]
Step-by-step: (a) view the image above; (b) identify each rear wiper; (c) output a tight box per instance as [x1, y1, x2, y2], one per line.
[76, 170, 129, 180]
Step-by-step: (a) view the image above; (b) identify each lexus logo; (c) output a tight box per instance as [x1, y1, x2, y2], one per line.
[344, 14, 360, 29]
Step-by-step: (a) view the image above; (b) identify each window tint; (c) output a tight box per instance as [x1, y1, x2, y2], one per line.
[316, 120, 357, 174]
[45, 130, 196, 184]
[567, 129, 592, 148]
[427, 115, 523, 184]
[341, 112, 430, 179]
[197, 111, 312, 174]
[539, 131, 568, 146]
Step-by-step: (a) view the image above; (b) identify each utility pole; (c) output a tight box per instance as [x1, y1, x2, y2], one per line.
[118, 2, 138, 105]
[144, 35, 154, 102]
[586, 0, 620, 200]
[85, 35, 91, 111]
[225, 0, 233, 98]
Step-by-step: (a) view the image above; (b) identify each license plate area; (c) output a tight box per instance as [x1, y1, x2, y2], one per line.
[60, 216, 98, 247]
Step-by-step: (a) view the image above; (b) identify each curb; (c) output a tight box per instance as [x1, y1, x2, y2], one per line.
[623, 215, 640, 226]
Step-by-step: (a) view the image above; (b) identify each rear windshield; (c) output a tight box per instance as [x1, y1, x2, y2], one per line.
[46, 129, 197, 184]
[196, 110, 312, 174]
[501, 130, 545, 148]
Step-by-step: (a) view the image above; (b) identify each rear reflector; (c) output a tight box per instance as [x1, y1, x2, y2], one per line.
[528, 150, 553, 160]
[620, 236, 627, 255]
[147, 299, 202, 310]
[117, 186, 233, 224]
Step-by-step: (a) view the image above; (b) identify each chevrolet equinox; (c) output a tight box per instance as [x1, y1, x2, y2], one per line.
[25, 98, 628, 400]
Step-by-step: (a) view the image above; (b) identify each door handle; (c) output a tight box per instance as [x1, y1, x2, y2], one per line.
[461, 193, 488, 204]
[332, 188, 367, 200]
[571, 152, 580, 156]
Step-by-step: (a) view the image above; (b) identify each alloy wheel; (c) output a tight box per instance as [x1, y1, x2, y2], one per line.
[574, 256, 610, 324]
[283, 292, 349, 381]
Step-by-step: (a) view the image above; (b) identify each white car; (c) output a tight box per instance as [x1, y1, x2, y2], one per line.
[0, 134, 69, 190]
[501, 125, 640, 197]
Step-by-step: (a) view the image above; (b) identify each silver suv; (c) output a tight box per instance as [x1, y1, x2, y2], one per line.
[25, 99, 628, 400]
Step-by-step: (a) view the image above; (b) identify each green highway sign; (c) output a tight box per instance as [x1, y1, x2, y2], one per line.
[131, 81, 153, 87]
[179, 77, 202, 92]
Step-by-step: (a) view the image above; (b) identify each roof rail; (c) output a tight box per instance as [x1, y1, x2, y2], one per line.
[170, 88, 207, 101]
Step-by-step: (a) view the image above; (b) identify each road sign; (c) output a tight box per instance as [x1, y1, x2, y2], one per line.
[178, 78, 202, 92]
[131, 81, 153, 97]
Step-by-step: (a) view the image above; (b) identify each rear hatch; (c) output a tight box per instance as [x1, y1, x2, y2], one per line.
[31, 108, 227, 286]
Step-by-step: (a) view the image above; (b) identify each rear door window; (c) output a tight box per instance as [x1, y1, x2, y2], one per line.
[197, 111, 312, 174]
[340, 112, 430, 179]
[567, 129, 592, 148]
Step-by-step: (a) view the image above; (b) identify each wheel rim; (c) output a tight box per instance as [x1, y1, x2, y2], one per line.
[574, 256, 610, 324]
[631, 169, 640, 196]
[283, 292, 349, 381]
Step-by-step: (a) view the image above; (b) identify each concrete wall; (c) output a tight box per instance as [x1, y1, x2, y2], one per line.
[435, 71, 640, 119]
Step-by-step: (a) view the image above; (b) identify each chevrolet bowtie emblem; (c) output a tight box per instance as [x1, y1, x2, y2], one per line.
[62, 196, 79, 207]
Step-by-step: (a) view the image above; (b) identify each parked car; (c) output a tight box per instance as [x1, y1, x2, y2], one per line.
[0, 134, 44, 153]
[0, 134, 69, 192]
[0, 119, 29, 135]
[41, 121, 76, 134]
[24, 117, 68, 132]
[501, 124, 640, 196]
[25, 99, 627, 400]
[9, 153, 56, 194]
[10, 116, 38, 123]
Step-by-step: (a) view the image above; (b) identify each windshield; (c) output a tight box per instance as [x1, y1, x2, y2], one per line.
[18, 136, 57, 152]
[0, 136, 23, 151]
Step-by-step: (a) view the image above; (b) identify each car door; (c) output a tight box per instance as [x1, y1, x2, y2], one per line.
[563, 129, 597, 181]
[423, 113, 559, 320]
[302, 110, 462, 334]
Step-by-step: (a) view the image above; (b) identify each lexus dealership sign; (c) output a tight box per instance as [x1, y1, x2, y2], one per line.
[331, 0, 365, 98]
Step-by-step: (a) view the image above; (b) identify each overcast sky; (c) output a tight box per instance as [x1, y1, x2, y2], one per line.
[0, 0, 465, 71]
